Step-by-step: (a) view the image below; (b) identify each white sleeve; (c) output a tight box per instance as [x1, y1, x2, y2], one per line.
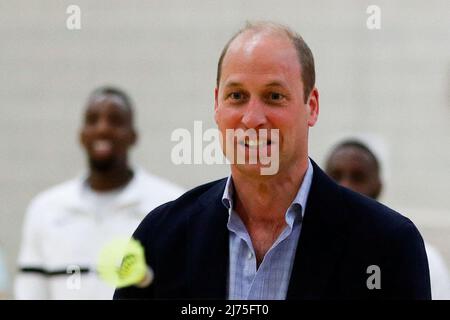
[426, 243, 450, 300]
[0, 249, 9, 295]
[14, 198, 50, 300]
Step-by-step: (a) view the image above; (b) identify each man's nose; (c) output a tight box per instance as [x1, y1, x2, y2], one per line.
[94, 118, 113, 135]
[241, 98, 267, 128]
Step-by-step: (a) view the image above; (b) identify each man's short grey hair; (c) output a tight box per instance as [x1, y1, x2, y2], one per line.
[216, 21, 316, 103]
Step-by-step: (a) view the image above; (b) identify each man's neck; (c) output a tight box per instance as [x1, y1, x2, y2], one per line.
[87, 165, 133, 192]
[231, 158, 309, 224]
[230, 158, 310, 265]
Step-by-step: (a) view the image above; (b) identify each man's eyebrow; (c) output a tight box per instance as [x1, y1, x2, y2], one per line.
[264, 81, 287, 88]
[223, 81, 243, 88]
[223, 81, 288, 88]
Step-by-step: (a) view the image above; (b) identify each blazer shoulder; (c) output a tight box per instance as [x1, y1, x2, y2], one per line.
[339, 186, 419, 238]
[133, 178, 227, 240]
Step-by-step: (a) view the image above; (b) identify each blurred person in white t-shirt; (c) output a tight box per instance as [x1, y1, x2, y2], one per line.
[325, 139, 450, 300]
[15, 86, 184, 299]
[0, 246, 9, 299]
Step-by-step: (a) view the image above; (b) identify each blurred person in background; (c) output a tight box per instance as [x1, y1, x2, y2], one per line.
[0, 245, 9, 299]
[325, 139, 450, 300]
[15, 86, 184, 299]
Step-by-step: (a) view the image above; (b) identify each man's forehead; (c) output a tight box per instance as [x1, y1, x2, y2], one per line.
[86, 94, 129, 113]
[231, 28, 291, 46]
[227, 30, 295, 58]
[221, 31, 300, 82]
[332, 147, 376, 170]
[232, 31, 267, 56]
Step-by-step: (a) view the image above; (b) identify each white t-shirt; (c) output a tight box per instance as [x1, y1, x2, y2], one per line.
[15, 168, 184, 300]
[426, 243, 450, 300]
[0, 248, 9, 295]
[80, 182, 125, 219]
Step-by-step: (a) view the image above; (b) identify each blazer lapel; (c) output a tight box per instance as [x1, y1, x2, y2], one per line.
[287, 160, 349, 299]
[186, 179, 230, 299]
[182, 161, 349, 300]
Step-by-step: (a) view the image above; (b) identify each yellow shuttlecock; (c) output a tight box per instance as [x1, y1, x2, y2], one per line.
[97, 237, 152, 288]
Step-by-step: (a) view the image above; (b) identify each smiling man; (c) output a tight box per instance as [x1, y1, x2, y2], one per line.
[114, 22, 431, 300]
[15, 87, 184, 299]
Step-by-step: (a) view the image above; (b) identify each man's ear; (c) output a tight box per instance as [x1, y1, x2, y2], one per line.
[79, 128, 86, 147]
[307, 87, 319, 127]
[214, 87, 219, 124]
[129, 129, 138, 146]
[373, 180, 383, 200]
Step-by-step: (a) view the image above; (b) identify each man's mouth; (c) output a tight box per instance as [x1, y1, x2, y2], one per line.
[92, 139, 113, 156]
[239, 139, 272, 149]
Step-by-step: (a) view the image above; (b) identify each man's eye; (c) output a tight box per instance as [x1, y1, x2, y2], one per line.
[269, 92, 283, 100]
[330, 170, 342, 182]
[230, 92, 243, 100]
[351, 172, 366, 183]
[109, 114, 125, 126]
[85, 114, 97, 125]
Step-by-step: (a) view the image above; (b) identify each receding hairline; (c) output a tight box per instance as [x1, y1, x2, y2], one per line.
[218, 22, 300, 81]
[233, 22, 299, 44]
[216, 21, 316, 102]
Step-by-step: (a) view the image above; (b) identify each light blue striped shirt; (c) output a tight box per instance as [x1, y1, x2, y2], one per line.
[222, 160, 313, 300]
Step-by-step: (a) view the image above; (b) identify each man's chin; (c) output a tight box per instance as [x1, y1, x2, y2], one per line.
[233, 163, 270, 177]
[89, 158, 116, 172]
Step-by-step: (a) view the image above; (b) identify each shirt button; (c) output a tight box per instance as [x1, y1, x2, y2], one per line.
[247, 252, 253, 260]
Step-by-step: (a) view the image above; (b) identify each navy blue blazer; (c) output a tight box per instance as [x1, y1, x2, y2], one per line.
[114, 160, 431, 299]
